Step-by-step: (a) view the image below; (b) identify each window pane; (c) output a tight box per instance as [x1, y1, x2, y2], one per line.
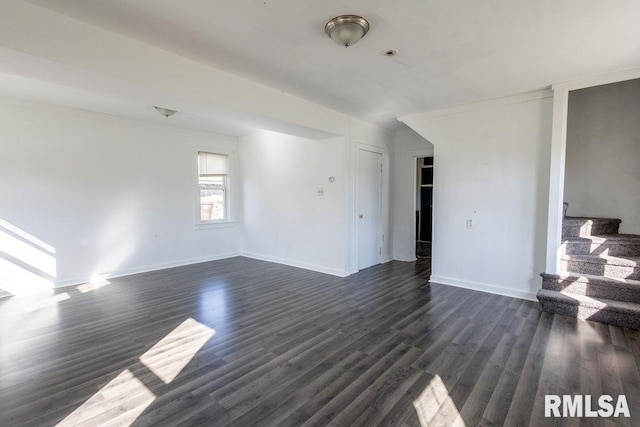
[199, 176, 225, 220]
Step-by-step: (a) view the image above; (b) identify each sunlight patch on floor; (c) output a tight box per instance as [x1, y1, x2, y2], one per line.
[23, 292, 70, 312]
[139, 317, 215, 384]
[55, 317, 214, 426]
[56, 369, 155, 427]
[77, 274, 110, 293]
[414, 374, 466, 426]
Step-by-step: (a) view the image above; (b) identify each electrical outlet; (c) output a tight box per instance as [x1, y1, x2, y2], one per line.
[317, 187, 325, 196]
[467, 219, 473, 229]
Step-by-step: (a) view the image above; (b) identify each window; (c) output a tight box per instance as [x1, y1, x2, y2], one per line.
[197, 152, 229, 222]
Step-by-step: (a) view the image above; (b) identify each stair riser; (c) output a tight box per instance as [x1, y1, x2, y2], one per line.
[538, 299, 640, 329]
[561, 259, 640, 280]
[562, 223, 620, 238]
[541, 276, 640, 303]
[562, 242, 640, 257]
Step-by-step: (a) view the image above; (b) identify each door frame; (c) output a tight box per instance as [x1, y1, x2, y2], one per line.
[409, 148, 434, 260]
[355, 143, 385, 271]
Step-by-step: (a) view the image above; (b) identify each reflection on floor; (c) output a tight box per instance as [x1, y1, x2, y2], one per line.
[416, 241, 431, 259]
[1, 256, 639, 426]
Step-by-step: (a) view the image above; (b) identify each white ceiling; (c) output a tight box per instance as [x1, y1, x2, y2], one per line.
[0, 72, 260, 137]
[18, 0, 640, 130]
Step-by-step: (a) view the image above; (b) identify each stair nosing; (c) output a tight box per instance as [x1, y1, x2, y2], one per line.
[560, 254, 640, 266]
[563, 234, 640, 243]
[541, 271, 640, 287]
[563, 217, 622, 223]
[537, 289, 640, 313]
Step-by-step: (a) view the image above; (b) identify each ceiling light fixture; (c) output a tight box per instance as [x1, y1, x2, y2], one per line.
[325, 15, 370, 47]
[154, 106, 177, 118]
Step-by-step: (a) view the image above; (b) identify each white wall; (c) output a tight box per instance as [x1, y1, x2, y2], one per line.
[239, 123, 395, 277]
[401, 92, 553, 300]
[0, 97, 241, 290]
[0, 99, 396, 295]
[564, 79, 640, 233]
[240, 131, 347, 276]
[391, 128, 433, 261]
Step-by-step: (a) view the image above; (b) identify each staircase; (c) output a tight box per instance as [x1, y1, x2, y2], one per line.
[537, 216, 640, 329]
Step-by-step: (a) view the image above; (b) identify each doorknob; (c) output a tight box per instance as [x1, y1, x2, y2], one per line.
[359, 214, 364, 219]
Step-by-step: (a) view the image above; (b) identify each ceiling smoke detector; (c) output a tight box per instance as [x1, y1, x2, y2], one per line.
[325, 15, 370, 47]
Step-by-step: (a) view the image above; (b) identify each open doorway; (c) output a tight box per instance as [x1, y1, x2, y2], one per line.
[416, 156, 433, 260]
[539, 77, 640, 325]
[545, 71, 640, 274]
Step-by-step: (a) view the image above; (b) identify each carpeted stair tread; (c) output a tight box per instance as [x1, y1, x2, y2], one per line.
[542, 271, 640, 287]
[562, 216, 622, 224]
[591, 233, 640, 241]
[536, 289, 640, 329]
[560, 254, 640, 280]
[540, 214, 640, 328]
[564, 216, 621, 221]
[562, 216, 622, 234]
[561, 254, 640, 267]
[537, 289, 640, 312]
[540, 272, 640, 303]
[563, 217, 622, 225]
[564, 234, 640, 243]
[540, 271, 640, 287]
[562, 217, 621, 238]
[561, 234, 640, 257]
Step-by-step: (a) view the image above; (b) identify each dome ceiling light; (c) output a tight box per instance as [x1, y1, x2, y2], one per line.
[154, 106, 177, 118]
[324, 15, 370, 47]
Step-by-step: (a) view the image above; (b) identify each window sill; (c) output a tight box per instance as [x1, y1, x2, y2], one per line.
[194, 221, 237, 231]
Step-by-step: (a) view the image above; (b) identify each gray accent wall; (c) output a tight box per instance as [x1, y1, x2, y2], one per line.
[564, 79, 640, 234]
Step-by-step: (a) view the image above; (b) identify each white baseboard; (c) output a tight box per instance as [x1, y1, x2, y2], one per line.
[344, 267, 358, 276]
[52, 251, 404, 290]
[241, 252, 349, 277]
[429, 275, 537, 302]
[54, 252, 242, 288]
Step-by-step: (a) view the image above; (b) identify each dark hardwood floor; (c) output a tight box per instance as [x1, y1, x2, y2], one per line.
[1, 257, 640, 426]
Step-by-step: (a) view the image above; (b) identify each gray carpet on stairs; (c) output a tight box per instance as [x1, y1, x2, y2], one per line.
[541, 272, 640, 303]
[537, 289, 640, 330]
[539, 215, 640, 329]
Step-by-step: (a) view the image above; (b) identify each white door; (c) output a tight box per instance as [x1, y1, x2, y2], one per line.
[357, 149, 382, 270]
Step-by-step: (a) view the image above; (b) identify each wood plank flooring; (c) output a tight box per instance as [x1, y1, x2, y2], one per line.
[1, 257, 640, 426]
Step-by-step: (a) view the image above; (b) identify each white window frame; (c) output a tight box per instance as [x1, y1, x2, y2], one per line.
[193, 147, 235, 230]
